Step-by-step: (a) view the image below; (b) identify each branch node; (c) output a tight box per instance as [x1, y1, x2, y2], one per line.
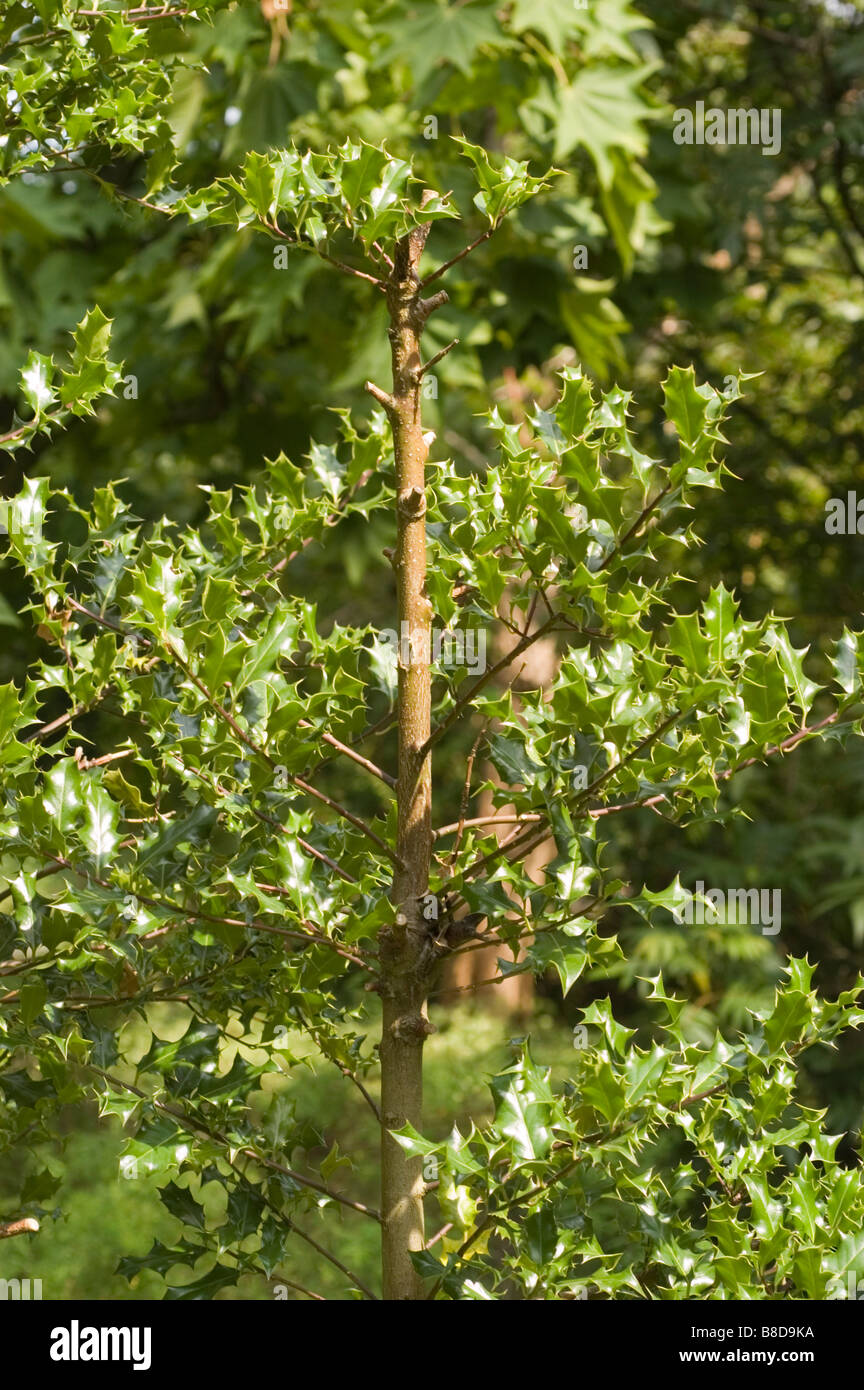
[397, 486, 426, 518]
[416, 290, 449, 324]
[391, 1013, 436, 1043]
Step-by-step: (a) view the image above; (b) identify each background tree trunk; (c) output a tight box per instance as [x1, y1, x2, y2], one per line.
[445, 369, 559, 1013]
[444, 606, 559, 1013]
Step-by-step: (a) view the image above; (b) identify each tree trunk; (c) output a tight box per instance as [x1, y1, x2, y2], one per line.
[372, 209, 446, 1300]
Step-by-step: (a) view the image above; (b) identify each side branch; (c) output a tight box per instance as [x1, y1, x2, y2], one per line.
[419, 613, 560, 757]
[449, 706, 848, 901]
[419, 218, 504, 288]
[165, 642, 402, 866]
[590, 709, 846, 820]
[416, 339, 459, 379]
[265, 218, 386, 291]
[46, 854, 371, 971]
[89, 1066, 381, 1224]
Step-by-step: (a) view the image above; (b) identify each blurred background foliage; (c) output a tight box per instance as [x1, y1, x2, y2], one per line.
[1, 0, 863, 1295]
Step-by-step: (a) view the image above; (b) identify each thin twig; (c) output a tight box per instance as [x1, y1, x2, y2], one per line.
[420, 613, 560, 757]
[436, 813, 542, 839]
[417, 339, 459, 378]
[89, 1066, 380, 1224]
[47, 854, 370, 970]
[419, 219, 504, 288]
[165, 641, 402, 866]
